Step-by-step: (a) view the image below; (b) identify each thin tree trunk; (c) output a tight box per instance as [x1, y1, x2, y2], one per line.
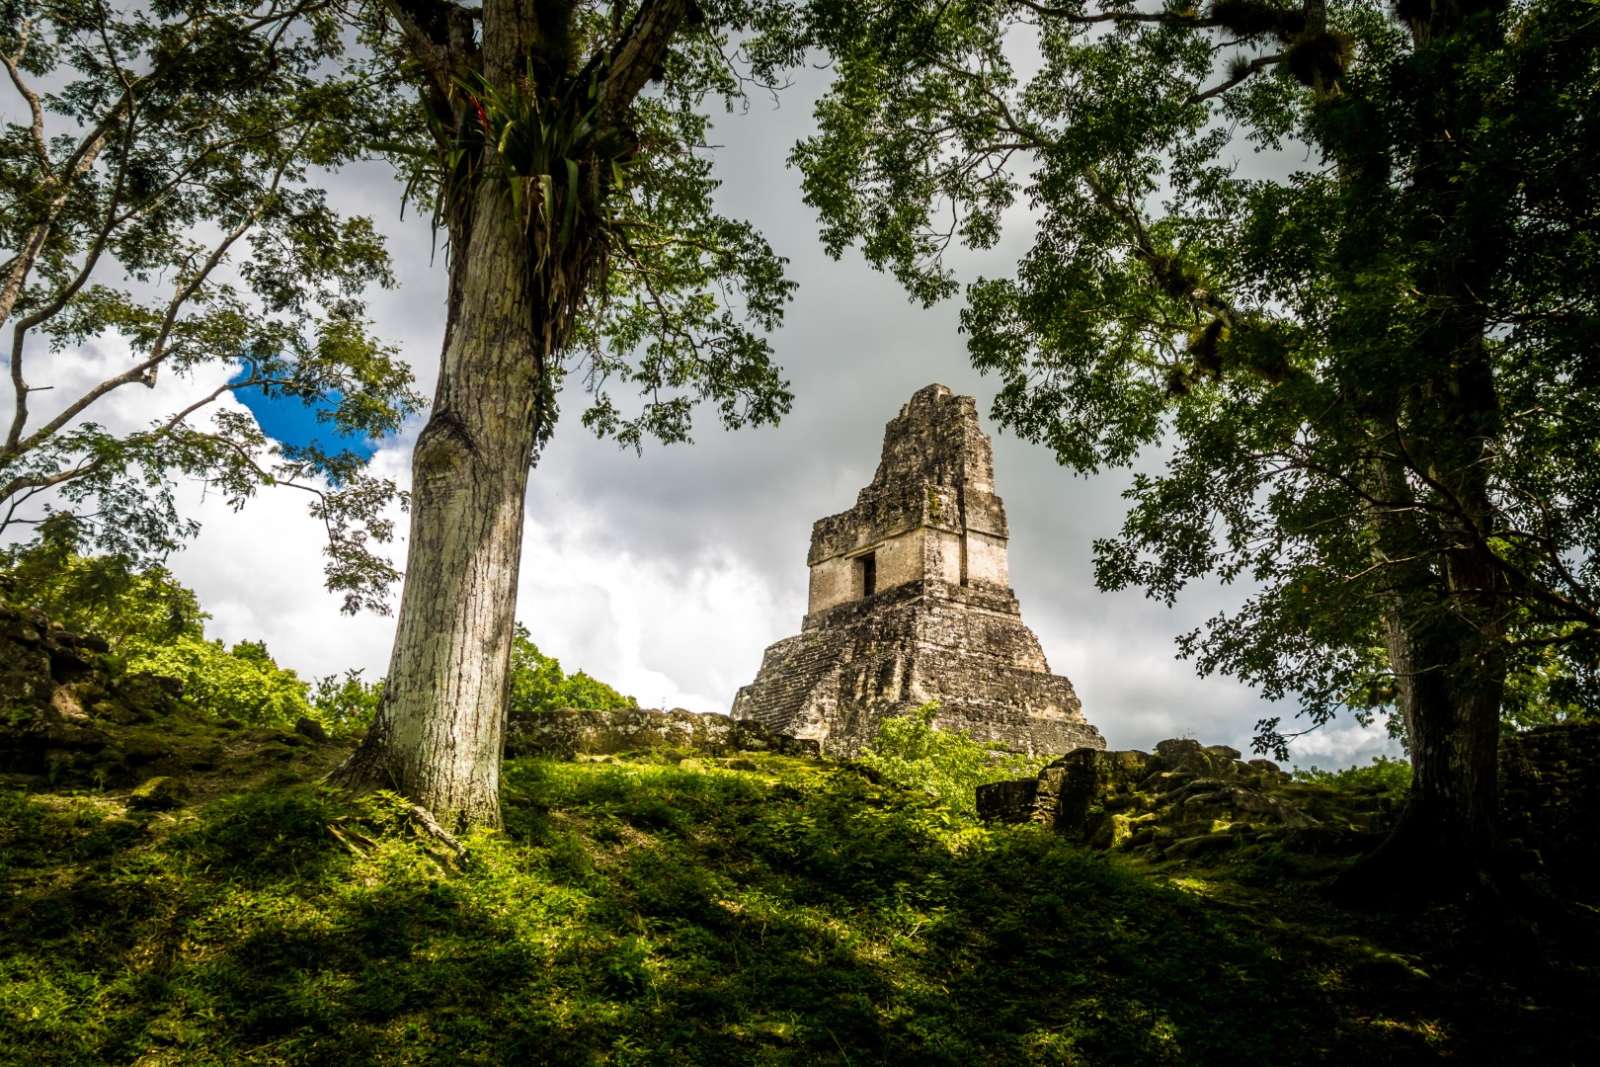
[329, 180, 544, 830]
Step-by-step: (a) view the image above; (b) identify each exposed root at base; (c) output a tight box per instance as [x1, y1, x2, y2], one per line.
[401, 798, 470, 861]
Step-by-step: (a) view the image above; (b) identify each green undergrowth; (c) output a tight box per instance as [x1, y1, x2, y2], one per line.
[1, 741, 1595, 1065]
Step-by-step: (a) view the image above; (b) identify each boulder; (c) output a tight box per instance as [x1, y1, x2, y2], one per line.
[294, 717, 329, 743]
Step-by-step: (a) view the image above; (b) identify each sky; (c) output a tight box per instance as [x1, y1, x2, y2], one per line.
[1, 50, 1399, 771]
[229, 371, 378, 466]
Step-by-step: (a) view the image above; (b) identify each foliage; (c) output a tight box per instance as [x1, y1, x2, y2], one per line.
[126, 636, 314, 729]
[859, 702, 1042, 816]
[0, 534, 204, 645]
[0, 734, 1594, 1063]
[1, 544, 321, 730]
[781, 0, 1600, 771]
[1293, 755, 1412, 800]
[508, 623, 637, 717]
[364, 0, 805, 455]
[311, 669, 385, 736]
[0, 0, 421, 612]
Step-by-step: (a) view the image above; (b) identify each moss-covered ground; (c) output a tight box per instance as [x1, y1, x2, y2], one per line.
[1, 725, 1595, 1065]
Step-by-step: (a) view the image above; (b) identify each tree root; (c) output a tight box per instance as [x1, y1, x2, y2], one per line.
[400, 799, 470, 862]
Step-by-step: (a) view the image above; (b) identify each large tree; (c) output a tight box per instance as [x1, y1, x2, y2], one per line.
[329, 0, 796, 828]
[1, 0, 419, 609]
[786, 0, 1599, 888]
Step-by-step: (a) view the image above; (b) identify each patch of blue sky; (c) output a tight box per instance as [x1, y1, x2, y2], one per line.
[229, 364, 382, 463]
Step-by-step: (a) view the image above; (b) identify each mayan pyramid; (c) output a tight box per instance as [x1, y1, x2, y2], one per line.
[731, 384, 1105, 757]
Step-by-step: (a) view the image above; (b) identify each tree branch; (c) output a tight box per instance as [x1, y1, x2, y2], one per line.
[5, 145, 301, 461]
[604, 0, 691, 117]
[1, 20, 50, 175]
[1006, 0, 1220, 28]
[1191, 52, 1284, 104]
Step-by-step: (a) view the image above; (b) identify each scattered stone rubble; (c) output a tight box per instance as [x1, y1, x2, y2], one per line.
[978, 739, 1400, 860]
[980, 730, 1600, 879]
[1, 602, 176, 781]
[504, 707, 819, 760]
[732, 384, 1104, 757]
[1, 602, 327, 791]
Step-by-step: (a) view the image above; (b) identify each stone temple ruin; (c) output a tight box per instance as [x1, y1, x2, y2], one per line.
[732, 383, 1106, 756]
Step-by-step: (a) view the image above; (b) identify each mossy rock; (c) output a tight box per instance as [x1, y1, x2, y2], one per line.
[128, 775, 190, 811]
[90, 699, 150, 726]
[1089, 811, 1136, 850]
[293, 716, 329, 743]
[1165, 832, 1240, 859]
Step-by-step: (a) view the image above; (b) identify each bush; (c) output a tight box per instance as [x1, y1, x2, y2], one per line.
[312, 669, 385, 734]
[859, 703, 1044, 817]
[508, 624, 636, 716]
[1293, 755, 1411, 797]
[127, 636, 315, 728]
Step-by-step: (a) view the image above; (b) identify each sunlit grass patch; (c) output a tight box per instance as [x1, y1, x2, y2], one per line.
[0, 747, 1594, 1065]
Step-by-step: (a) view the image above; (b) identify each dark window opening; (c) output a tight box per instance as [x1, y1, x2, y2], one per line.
[858, 552, 877, 598]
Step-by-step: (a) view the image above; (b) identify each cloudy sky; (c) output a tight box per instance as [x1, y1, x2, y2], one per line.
[4, 54, 1397, 770]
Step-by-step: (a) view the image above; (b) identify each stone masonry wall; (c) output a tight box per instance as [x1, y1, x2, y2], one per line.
[504, 707, 821, 760]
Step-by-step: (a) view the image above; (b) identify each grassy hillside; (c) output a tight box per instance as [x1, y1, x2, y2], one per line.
[2, 715, 1596, 1065]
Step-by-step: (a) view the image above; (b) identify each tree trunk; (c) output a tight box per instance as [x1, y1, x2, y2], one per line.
[329, 180, 545, 830]
[1348, 453, 1506, 896]
[1373, 596, 1504, 887]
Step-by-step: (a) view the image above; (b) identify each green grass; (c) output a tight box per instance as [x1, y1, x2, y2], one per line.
[1, 743, 1594, 1065]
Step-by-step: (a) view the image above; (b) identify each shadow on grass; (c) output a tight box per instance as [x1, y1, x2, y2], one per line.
[0, 756, 1589, 1065]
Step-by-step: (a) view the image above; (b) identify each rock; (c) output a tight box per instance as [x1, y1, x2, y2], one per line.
[976, 777, 1039, 823]
[45, 643, 94, 682]
[111, 673, 182, 718]
[1166, 832, 1239, 859]
[1154, 738, 1204, 763]
[1002, 737, 1358, 858]
[128, 775, 190, 811]
[50, 684, 88, 720]
[90, 699, 151, 726]
[1088, 812, 1135, 850]
[294, 717, 329, 743]
[121, 738, 173, 766]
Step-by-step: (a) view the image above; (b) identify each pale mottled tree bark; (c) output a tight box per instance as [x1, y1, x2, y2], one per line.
[331, 180, 540, 827]
[330, 0, 689, 828]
